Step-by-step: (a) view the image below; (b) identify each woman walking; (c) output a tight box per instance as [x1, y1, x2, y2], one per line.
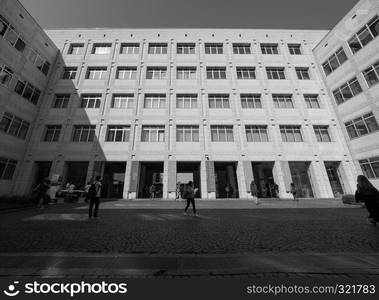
[183, 181, 198, 216]
[355, 175, 379, 226]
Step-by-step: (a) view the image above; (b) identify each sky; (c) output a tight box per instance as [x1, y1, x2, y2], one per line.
[19, 0, 359, 30]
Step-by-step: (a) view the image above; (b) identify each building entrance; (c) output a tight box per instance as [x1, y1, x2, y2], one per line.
[138, 162, 164, 199]
[101, 162, 126, 198]
[176, 162, 201, 198]
[32, 161, 52, 189]
[251, 162, 276, 198]
[64, 161, 89, 190]
[214, 162, 239, 198]
[289, 162, 314, 198]
[324, 161, 344, 197]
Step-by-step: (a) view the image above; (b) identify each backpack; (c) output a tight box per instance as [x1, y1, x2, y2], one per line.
[87, 183, 97, 198]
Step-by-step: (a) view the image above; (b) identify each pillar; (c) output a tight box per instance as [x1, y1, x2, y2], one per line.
[200, 160, 208, 199]
[205, 160, 216, 198]
[162, 160, 169, 199]
[128, 160, 139, 199]
[273, 160, 292, 199]
[309, 160, 334, 198]
[122, 161, 132, 199]
[167, 160, 177, 199]
[242, 160, 254, 199]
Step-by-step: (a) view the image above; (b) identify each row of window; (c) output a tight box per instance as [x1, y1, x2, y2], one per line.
[359, 155, 379, 179]
[41, 124, 332, 143]
[345, 112, 379, 140]
[52, 93, 322, 110]
[0, 112, 30, 140]
[67, 42, 303, 56]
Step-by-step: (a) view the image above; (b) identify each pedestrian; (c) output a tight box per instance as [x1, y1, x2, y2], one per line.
[290, 183, 298, 201]
[250, 180, 259, 205]
[88, 176, 102, 219]
[149, 184, 156, 200]
[183, 181, 198, 216]
[84, 181, 91, 203]
[274, 183, 279, 199]
[33, 178, 51, 209]
[225, 183, 233, 198]
[355, 175, 379, 226]
[176, 182, 181, 201]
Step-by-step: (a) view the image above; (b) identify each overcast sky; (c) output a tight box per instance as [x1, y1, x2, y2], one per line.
[19, 0, 358, 30]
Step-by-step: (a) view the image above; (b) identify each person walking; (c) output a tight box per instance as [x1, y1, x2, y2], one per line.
[250, 180, 259, 205]
[84, 181, 91, 203]
[355, 175, 379, 226]
[88, 176, 102, 219]
[290, 183, 298, 201]
[149, 184, 156, 200]
[183, 181, 198, 216]
[33, 178, 51, 209]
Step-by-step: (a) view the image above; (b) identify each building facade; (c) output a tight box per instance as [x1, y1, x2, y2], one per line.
[1, 0, 377, 200]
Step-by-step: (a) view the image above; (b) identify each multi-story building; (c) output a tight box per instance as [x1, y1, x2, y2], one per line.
[2, 0, 377, 200]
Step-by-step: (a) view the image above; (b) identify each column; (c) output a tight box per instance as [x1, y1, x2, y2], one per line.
[339, 159, 357, 194]
[122, 160, 132, 199]
[205, 160, 216, 198]
[162, 160, 169, 199]
[236, 161, 248, 198]
[128, 160, 139, 199]
[167, 160, 177, 199]
[309, 160, 333, 198]
[200, 160, 208, 199]
[273, 160, 292, 199]
[242, 160, 254, 199]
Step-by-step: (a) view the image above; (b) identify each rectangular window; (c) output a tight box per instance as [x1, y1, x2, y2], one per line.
[246, 125, 269, 142]
[144, 94, 166, 109]
[348, 15, 379, 54]
[116, 67, 137, 80]
[288, 44, 302, 55]
[0, 112, 29, 140]
[176, 67, 196, 80]
[273, 94, 294, 109]
[359, 156, 379, 179]
[111, 94, 134, 109]
[236, 67, 256, 79]
[120, 43, 139, 54]
[176, 125, 199, 142]
[0, 15, 10, 37]
[62, 67, 77, 80]
[210, 125, 234, 142]
[43, 125, 62, 142]
[205, 43, 223, 54]
[72, 125, 96, 142]
[233, 43, 251, 54]
[296, 67, 310, 80]
[208, 94, 230, 109]
[106, 125, 130, 142]
[141, 125, 165, 142]
[176, 94, 197, 109]
[27, 48, 50, 75]
[313, 125, 331, 142]
[148, 43, 168, 54]
[240, 94, 262, 109]
[80, 94, 101, 108]
[146, 67, 167, 80]
[14, 79, 40, 105]
[304, 94, 320, 109]
[322, 47, 348, 76]
[0, 157, 17, 180]
[280, 125, 303, 142]
[266, 67, 286, 80]
[344, 112, 379, 139]
[53, 94, 70, 109]
[363, 61, 379, 87]
[177, 43, 195, 54]
[86, 67, 107, 80]
[68, 43, 84, 55]
[3, 23, 25, 52]
[92, 43, 112, 54]
[0, 65, 13, 87]
[261, 43, 279, 54]
[206, 67, 227, 79]
[332, 77, 362, 105]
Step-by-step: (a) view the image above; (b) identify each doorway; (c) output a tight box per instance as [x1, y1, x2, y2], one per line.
[64, 161, 89, 190]
[33, 161, 52, 189]
[177, 161, 201, 198]
[214, 162, 239, 198]
[252, 162, 276, 198]
[324, 161, 344, 197]
[102, 162, 126, 198]
[289, 161, 314, 198]
[138, 162, 164, 198]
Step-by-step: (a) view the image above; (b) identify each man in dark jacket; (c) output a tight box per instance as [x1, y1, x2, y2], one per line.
[355, 175, 379, 226]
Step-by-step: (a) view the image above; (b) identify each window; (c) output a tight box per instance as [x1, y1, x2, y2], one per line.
[14, 79, 41, 105]
[246, 125, 269, 142]
[176, 67, 196, 80]
[280, 125, 303, 142]
[261, 43, 279, 54]
[332, 77, 362, 105]
[348, 16, 379, 54]
[322, 48, 348, 76]
[233, 43, 251, 54]
[148, 43, 168, 54]
[27, 48, 50, 75]
[0, 65, 13, 87]
[208, 94, 230, 108]
[72, 125, 96, 142]
[144, 94, 166, 109]
[146, 67, 167, 80]
[205, 43, 223, 54]
[0, 112, 29, 140]
[206, 67, 227, 79]
[62, 67, 77, 80]
[120, 43, 139, 54]
[68, 43, 84, 55]
[0, 16, 26, 53]
[176, 94, 197, 109]
[363, 61, 379, 87]
[296, 67, 310, 80]
[116, 67, 137, 80]
[304, 94, 320, 109]
[345, 112, 379, 139]
[92, 43, 112, 54]
[210, 125, 234, 142]
[0, 157, 17, 180]
[86, 67, 107, 80]
[177, 43, 195, 54]
[0, 15, 9, 37]
[359, 156, 379, 179]
[273, 94, 294, 108]
[80, 94, 101, 108]
[288, 44, 302, 55]
[53, 94, 70, 108]
[236, 67, 256, 79]
[111, 94, 134, 109]
[43, 125, 62, 142]
[106, 125, 130, 142]
[176, 125, 199, 142]
[313, 125, 331, 142]
[266, 67, 286, 80]
[141, 125, 165, 142]
[240, 94, 262, 108]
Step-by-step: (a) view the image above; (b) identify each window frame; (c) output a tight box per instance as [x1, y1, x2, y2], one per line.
[245, 125, 269, 142]
[176, 125, 199, 142]
[210, 125, 234, 142]
[141, 125, 165, 142]
[105, 125, 131, 142]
